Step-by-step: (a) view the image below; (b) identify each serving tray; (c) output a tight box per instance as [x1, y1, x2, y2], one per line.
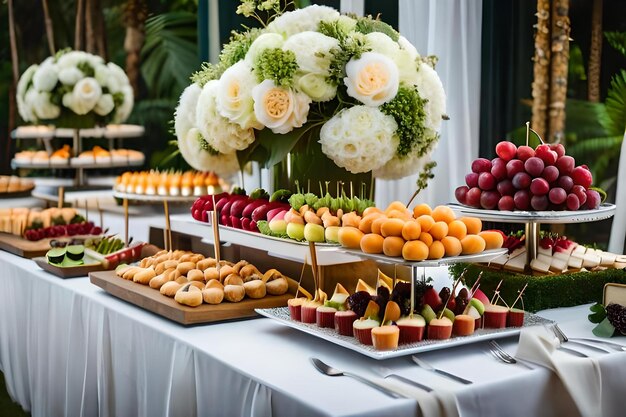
[448, 203, 615, 224]
[90, 270, 295, 325]
[256, 307, 553, 360]
[34, 256, 106, 278]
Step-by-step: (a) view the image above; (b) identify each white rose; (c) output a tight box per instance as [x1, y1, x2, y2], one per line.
[344, 52, 399, 106]
[252, 79, 311, 134]
[245, 33, 284, 64]
[58, 67, 84, 86]
[32, 91, 61, 120]
[32, 64, 58, 92]
[56, 51, 88, 70]
[398, 35, 419, 62]
[178, 128, 240, 178]
[174, 83, 202, 143]
[415, 62, 446, 131]
[296, 72, 336, 102]
[374, 131, 438, 179]
[106, 62, 130, 93]
[215, 60, 262, 130]
[113, 86, 134, 123]
[283, 31, 339, 74]
[196, 80, 256, 154]
[17, 65, 38, 122]
[319, 106, 398, 173]
[69, 77, 102, 115]
[94, 64, 110, 87]
[94, 94, 115, 116]
[366, 32, 417, 86]
[266, 5, 339, 37]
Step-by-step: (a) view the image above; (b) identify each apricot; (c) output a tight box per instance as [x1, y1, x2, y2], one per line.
[479, 231, 504, 250]
[385, 201, 408, 214]
[417, 215, 435, 233]
[380, 218, 405, 237]
[337, 227, 364, 249]
[431, 205, 456, 224]
[371, 216, 388, 235]
[459, 217, 482, 235]
[418, 232, 433, 247]
[460, 235, 486, 255]
[428, 240, 445, 259]
[441, 236, 462, 257]
[402, 240, 429, 261]
[360, 233, 385, 254]
[383, 236, 405, 257]
[412, 203, 432, 218]
[358, 213, 384, 234]
[429, 221, 449, 240]
[401, 220, 422, 241]
[386, 209, 412, 220]
[362, 206, 383, 217]
[447, 220, 468, 240]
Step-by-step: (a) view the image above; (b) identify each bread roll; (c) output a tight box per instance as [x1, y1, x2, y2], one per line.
[232, 260, 249, 273]
[160, 281, 182, 297]
[239, 264, 261, 280]
[186, 269, 204, 282]
[205, 279, 224, 290]
[204, 267, 219, 282]
[219, 265, 235, 281]
[174, 284, 203, 307]
[133, 267, 157, 285]
[149, 268, 174, 289]
[196, 258, 216, 270]
[202, 288, 224, 304]
[224, 274, 244, 286]
[244, 280, 266, 299]
[224, 285, 245, 302]
[122, 266, 142, 280]
[266, 277, 288, 295]
[176, 261, 196, 275]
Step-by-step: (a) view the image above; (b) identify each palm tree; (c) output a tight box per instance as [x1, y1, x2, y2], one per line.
[548, 0, 570, 143]
[587, 0, 603, 102]
[42, 0, 56, 55]
[531, 0, 551, 140]
[124, 0, 148, 97]
[75, 0, 85, 50]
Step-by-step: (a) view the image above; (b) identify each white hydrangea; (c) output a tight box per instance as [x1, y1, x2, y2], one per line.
[196, 80, 256, 154]
[32, 63, 58, 92]
[113, 86, 134, 123]
[283, 31, 338, 74]
[245, 33, 285, 64]
[178, 128, 240, 178]
[415, 62, 446, 131]
[31, 91, 61, 120]
[319, 106, 398, 173]
[16, 64, 38, 122]
[266, 5, 339, 37]
[216, 60, 262, 130]
[374, 130, 438, 179]
[344, 52, 399, 107]
[56, 51, 90, 70]
[58, 67, 84, 85]
[398, 35, 419, 62]
[94, 94, 115, 116]
[174, 83, 202, 146]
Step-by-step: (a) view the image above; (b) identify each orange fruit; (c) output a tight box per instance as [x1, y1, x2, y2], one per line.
[337, 227, 364, 249]
[385, 201, 408, 214]
[360, 233, 385, 254]
[418, 232, 433, 247]
[402, 240, 429, 261]
[460, 235, 486, 255]
[429, 221, 449, 240]
[428, 241, 445, 259]
[416, 215, 435, 233]
[447, 220, 468, 240]
[479, 231, 504, 250]
[412, 203, 432, 218]
[381, 218, 405, 237]
[387, 209, 412, 220]
[401, 220, 422, 241]
[431, 205, 456, 224]
[441, 236, 462, 257]
[459, 217, 482, 235]
[383, 236, 405, 257]
[371, 216, 388, 235]
[358, 213, 384, 234]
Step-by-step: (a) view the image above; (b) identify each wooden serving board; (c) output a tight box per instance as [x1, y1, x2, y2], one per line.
[89, 270, 295, 325]
[0, 233, 51, 258]
[34, 257, 106, 279]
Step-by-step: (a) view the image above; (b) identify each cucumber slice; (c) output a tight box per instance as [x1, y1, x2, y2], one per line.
[65, 245, 85, 261]
[46, 248, 66, 265]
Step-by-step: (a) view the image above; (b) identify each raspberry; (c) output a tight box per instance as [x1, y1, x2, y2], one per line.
[606, 303, 626, 335]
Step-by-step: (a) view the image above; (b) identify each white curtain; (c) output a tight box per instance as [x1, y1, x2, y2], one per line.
[375, 0, 483, 208]
[340, 0, 365, 15]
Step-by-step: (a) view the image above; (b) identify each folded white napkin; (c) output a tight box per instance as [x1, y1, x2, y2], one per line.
[377, 377, 460, 417]
[516, 326, 602, 417]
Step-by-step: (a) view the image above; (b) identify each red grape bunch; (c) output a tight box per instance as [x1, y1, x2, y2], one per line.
[455, 141, 601, 211]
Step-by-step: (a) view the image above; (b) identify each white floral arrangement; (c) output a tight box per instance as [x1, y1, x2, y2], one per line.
[175, 0, 446, 179]
[16, 50, 134, 128]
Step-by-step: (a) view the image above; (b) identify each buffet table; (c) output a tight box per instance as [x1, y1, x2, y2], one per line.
[1, 249, 625, 417]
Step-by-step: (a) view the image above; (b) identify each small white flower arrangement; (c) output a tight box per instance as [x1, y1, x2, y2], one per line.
[175, 0, 446, 179]
[16, 50, 134, 128]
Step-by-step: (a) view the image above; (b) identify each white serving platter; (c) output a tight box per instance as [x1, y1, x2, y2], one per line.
[257, 307, 553, 360]
[448, 203, 615, 224]
[336, 248, 508, 268]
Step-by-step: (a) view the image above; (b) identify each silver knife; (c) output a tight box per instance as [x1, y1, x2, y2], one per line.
[559, 346, 588, 358]
[564, 340, 611, 354]
[568, 337, 626, 352]
[411, 355, 472, 385]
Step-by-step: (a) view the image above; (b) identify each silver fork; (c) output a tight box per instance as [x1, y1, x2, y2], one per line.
[546, 325, 589, 357]
[489, 340, 534, 369]
[376, 366, 433, 392]
[411, 355, 472, 385]
[552, 324, 613, 353]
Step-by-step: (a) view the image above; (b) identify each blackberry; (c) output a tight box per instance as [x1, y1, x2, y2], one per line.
[606, 303, 626, 335]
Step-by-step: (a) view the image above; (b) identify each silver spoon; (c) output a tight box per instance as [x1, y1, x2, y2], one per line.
[310, 357, 406, 399]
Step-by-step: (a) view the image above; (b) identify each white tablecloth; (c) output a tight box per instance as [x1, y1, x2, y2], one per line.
[0, 249, 625, 417]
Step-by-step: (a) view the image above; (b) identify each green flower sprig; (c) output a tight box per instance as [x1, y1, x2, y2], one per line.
[381, 86, 427, 157]
[326, 32, 369, 85]
[355, 15, 400, 41]
[197, 133, 220, 155]
[236, 0, 292, 27]
[255, 48, 298, 87]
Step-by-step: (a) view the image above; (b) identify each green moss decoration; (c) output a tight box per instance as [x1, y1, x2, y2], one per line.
[448, 263, 626, 312]
[380, 86, 427, 157]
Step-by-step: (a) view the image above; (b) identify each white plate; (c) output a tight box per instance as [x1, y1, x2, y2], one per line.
[257, 307, 553, 360]
[448, 203, 615, 224]
[336, 248, 508, 268]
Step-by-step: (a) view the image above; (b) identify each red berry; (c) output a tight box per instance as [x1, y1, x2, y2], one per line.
[478, 172, 497, 190]
[471, 158, 492, 174]
[455, 186, 469, 204]
[465, 172, 479, 188]
[495, 141, 517, 161]
[524, 157, 545, 177]
[555, 156, 575, 175]
[571, 166, 593, 188]
[517, 146, 535, 161]
[506, 159, 525, 178]
[498, 196, 515, 211]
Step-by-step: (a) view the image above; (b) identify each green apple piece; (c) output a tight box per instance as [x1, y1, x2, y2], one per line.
[304, 223, 325, 242]
[286, 222, 305, 240]
[463, 305, 481, 320]
[269, 219, 287, 235]
[324, 226, 340, 243]
[421, 305, 436, 324]
[468, 298, 485, 315]
[115, 263, 129, 272]
[441, 307, 455, 323]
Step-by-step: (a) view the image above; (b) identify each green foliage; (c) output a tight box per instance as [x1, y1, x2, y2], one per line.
[605, 31, 626, 57]
[255, 48, 298, 87]
[355, 15, 399, 41]
[381, 86, 427, 157]
[449, 263, 626, 313]
[76, 61, 95, 78]
[605, 70, 626, 136]
[327, 33, 369, 85]
[141, 11, 200, 98]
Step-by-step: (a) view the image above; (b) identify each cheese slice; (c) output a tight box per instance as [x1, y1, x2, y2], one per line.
[572, 245, 587, 256]
[550, 257, 568, 273]
[530, 258, 551, 273]
[582, 253, 601, 268]
[600, 252, 617, 266]
[538, 246, 553, 257]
